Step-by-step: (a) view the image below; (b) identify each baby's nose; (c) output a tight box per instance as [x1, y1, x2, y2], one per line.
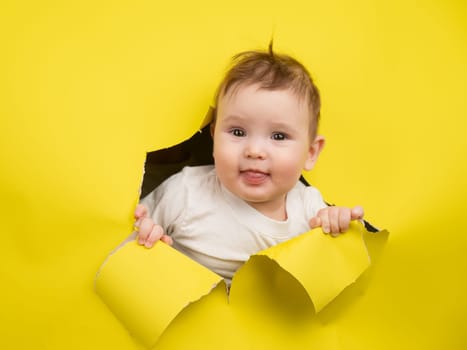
[244, 140, 266, 159]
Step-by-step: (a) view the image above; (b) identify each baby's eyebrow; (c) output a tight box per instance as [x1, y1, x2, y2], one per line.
[220, 115, 246, 124]
[270, 121, 292, 129]
[269, 121, 298, 133]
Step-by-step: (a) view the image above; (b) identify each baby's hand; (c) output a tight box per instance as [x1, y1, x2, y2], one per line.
[309, 205, 364, 237]
[134, 204, 173, 247]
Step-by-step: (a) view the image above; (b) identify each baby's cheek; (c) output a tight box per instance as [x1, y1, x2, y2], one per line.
[277, 153, 305, 175]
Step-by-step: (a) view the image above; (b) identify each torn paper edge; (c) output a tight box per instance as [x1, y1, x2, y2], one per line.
[94, 236, 223, 348]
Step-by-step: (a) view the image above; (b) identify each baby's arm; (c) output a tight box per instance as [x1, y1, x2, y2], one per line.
[309, 205, 364, 237]
[134, 204, 173, 248]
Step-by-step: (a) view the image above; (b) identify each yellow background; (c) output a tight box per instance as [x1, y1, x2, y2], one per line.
[1, 0, 466, 349]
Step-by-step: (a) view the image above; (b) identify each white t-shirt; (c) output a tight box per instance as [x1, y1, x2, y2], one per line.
[141, 165, 327, 281]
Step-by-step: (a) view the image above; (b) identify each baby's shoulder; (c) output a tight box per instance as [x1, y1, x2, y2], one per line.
[289, 180, 326, 209]
[177, 165, 216, 184]
[288, 181, 327, 218]
[161, 165, 216, 192]
[290, 180, 322, 198]
[145, 165, 216, 204]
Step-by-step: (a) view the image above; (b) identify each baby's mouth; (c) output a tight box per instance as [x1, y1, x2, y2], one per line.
[240, 169, 269, 185]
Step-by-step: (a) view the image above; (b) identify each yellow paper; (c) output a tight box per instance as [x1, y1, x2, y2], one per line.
[254, 222, 388, 312]
[95, 241, 222, 348]
[1, 1, 466, 349]
[96, 222, 388, 348]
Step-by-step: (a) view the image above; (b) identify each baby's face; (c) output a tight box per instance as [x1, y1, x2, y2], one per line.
[212, 83, 319, 217]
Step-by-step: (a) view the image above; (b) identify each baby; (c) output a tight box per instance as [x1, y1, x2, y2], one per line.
[134, 44, 363, 281]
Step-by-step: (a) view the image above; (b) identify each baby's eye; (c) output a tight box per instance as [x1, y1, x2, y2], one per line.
[272, 132, 287, 141]
[230, 128, 246, 137]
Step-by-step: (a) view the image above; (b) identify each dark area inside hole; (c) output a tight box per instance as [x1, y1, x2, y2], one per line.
[139, 124, 214, 199]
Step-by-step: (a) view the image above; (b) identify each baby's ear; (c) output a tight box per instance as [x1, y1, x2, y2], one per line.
[304, 135, 325, 171]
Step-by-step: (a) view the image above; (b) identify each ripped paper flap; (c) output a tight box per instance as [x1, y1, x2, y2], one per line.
[95, 241, 222, 348]
[95, 222, 388, 347]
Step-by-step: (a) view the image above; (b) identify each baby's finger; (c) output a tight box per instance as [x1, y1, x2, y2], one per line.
[144, 224, 164, 248]
[351, 206, 364, 220]
[160, 234, 174, 246]
[328, 207, 341, 234]
[309, 216, 322, 229]
[338, 208, 352, 233]
[319, 209, 331, 234]
[134, 204, 148, 220]
[137, 217, 154, 245]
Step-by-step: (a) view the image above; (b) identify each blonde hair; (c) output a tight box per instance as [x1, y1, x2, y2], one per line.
[213, 42, 321, 136]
